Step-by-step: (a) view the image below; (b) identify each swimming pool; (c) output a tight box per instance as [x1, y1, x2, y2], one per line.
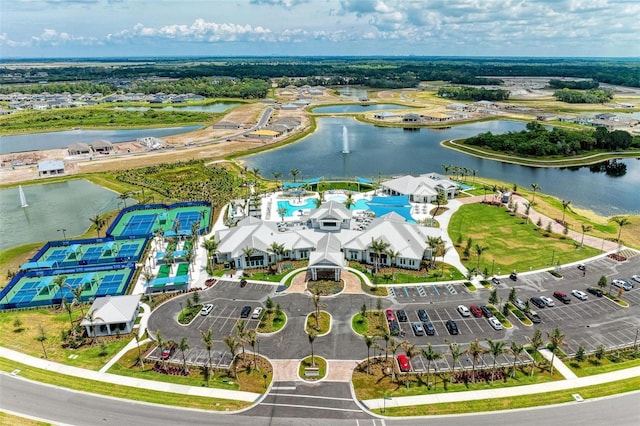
[326, 195, 370, 210]
[277, 198, 319, 217]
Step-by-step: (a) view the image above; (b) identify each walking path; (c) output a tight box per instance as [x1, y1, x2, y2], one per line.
[539, 348, 578, 379]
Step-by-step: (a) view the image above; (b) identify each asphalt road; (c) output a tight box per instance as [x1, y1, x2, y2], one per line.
[2, 373, 639, 425]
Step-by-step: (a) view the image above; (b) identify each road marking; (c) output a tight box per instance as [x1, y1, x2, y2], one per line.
[271, 386, 296, 390]
[259, 402, 362, 412]
[269, 393, 353, 401]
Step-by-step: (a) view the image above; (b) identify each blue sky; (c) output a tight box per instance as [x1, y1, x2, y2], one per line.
[1, 0, 639, 58]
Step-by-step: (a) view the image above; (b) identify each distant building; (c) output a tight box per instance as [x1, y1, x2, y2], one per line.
[68, 142, 91, 156]
[37, 160, 65, 177]
[91, 139, 114, 153]
[80, 294, 141, 337]
[402, 113, 421, 123]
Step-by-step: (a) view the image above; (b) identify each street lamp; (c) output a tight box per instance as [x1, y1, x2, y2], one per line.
[57, 228, 68, 241]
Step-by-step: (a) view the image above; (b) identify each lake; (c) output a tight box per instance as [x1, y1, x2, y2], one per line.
[0, 179, 135, 251]
[114, 102, 243, 113]
[311, 104, 415, 114]
[241, 117, 640, 216]
[335, 87, 369, 100]
[0, 126, 202, 153]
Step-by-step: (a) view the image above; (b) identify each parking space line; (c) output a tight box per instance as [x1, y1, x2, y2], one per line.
[402, 287, 409, 297]
[433, 286, 440, 296]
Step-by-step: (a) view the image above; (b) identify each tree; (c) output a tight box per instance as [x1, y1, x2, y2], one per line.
[561, 200, 571, 223]
[246, 329, 257, 370]
[524, 202, 531, 223]
[235, 319, 247, 356]
[241, 247, 255, 269]
[272, 171, 282, 189]
[467, 338, 485, 383]
[488, 288, 499, 306]
[364, 335, 375, 374]
[598, 275, 608, 293]
[289, 168, 300, 183]
[155, 330, 165, 367]
[580, 224, 592, 247]
[201, 329, 214, 383]
[421, 344, 443, 388]
[574, 345, 585, 363]
[527, 329, 543, 370]
[223, 335, 240, 378]
[308, 332, 317, 367]
[486, 338, 507, 381]
[530, 183, 541, 205]
[118, 191, 130, 208]
[359, 303, 367, 323]
[277, 207, 288, 222]
[426, 236, 443, 269]
[202, 237, 219, 274]
[89, 214, 107, 238]
[474, 244, 489, 273]
[311, 289, 326, 331]
[508, 288, 517, 304]
[368, 238, 391, 274]
[594, 344, 606, 361]
[36, 324, 48, 359]
[388, 338, 400, 383]
[344, 191, 355, 209]
[509, 340, 524, 378]
[546, 327, 566, 374]
[178, 337, 190, 373]
[267, 241, 286, 274]
[380, 330, 391, 362]
[447, 340, 462, 372]
[610, 216, 631, 243]
[62, 299, 74, 329]
[134, 333, 144, 369]
[433, 191, 446, 219]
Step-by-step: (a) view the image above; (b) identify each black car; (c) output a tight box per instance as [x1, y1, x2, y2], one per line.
[530, 297, 546, 308]
[388, 320, 400, 336]
[423, 321, 436, 336]
[396, 310, 408, 323]
[480, 305, 493, 318]
[240, 279, 248, 288]
[587, 287, 603, 297]
[417, 309, 429, 322]
[492, 277, 502, 285]
[240, 305, 252, 318]
[509, 272, 518, 281]
[577, 264, 586, 271]
[446, 319, 459, 335]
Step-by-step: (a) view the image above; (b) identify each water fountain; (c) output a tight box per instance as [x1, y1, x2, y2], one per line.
[19, 185, 28, 208]
[342, 125, 350, 154]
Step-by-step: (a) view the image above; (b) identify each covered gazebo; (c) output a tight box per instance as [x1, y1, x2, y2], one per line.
[307, 234, 345, 281]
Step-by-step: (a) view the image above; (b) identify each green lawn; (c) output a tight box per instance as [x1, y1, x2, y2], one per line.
[306, 311, 331, 335]
[449, 203, 601, 273]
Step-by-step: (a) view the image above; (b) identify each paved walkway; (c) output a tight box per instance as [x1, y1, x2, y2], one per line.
[539, 348, 578, 379]
[285, 270, 365, 295]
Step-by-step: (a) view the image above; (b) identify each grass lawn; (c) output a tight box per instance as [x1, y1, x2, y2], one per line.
[0, 306, 129, 370]
[353, 357, 562, 400]
[566, 349, 640, 377]
[307, 280, 344, 295]
[449, 203, 601, 273]
[0, 411, 44, 426]
[361, 282, 389, 296]
[306, 311, 331, 335]
[178, 304, 203, 324]
[256, 309, 287, 333]
[352, 311, 389, 337]
[349, 262, 465, 284]
[0, 357, 250, 411]
[298, 355, 327, 381]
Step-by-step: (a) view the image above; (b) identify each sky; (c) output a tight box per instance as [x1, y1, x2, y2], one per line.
[1, 0, 639, 59]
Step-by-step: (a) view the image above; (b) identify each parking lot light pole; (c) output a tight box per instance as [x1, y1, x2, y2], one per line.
[57, 228, 68, 241]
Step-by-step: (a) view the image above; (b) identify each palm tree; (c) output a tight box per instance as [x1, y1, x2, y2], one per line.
[241, 247, 255, 270]
[178, 337, 190, 373]
[523, 201, 531, 223]
[277, 207, 288, 222]
[202, 237, 219, 274]
[509, 340, 525, 378]
[68, 282, 85, 317]
[272, 171, 282, 190]
[36, 324, 48, 359]
[364, 335, 375, 374]
[379, 330, 391, 362]
[388, 338, 400, 382]
[442, 164, 451, 178]
[485, 338, 507, 381]
[118, 191, 130, 209]
[344, 191, 355, 209]
[155, 330, 164, 367]
[447, 340, 462, 372]
[62, 298, 74, 329]
[289, 168, 300, 183]
[201, 329, 214, 383]
[422, 344, 443, 388]
[530, 183, 541, 205]
[267, 241, 285, 274]
[546, 327, 566, 375]
[246, 329, 257, 370]
[474, 244, 489, 274]
[134, 333, 144, 369]
[561, 200, 571, 223]
[368, 238, 391, 274]
[433, 191, 446, 219]
[235, 319, 247, 356]
[467, 338, 485, 383]
[610, 216, 631, 243]
[311, 289, 326, 331]
[89, 214, 107, 238]
[223, 335, 240, 378]
[308, 332, 317, 367]
[426, 236, 443, 269]
[526, 329, 543, 375]
[580, 224, 592, 247]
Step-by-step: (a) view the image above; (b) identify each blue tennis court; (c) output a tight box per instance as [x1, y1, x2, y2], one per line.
[174, 211, 202, 233]
[96, 273, 126, 296]
[82, 246, 103, 262]
[47, 249, 68, 263]
[121, 213, 157, 236]
[117, 243, 141, 258]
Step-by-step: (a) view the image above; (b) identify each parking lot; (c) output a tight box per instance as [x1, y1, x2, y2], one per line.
[388, 282, 467, 302]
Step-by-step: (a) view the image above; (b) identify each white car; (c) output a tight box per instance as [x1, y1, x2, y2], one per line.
[571, 290, 588, 301]
[200, 304, 214, 316]
[632, 275, 640, 284]
[457, 305, 471, 317]
[488, 317, 503, 330]
[514, 299, 527, 310]
[612, 279, 632, 291]
[540, 296, 555, 307]
[251, 307, 263, 319]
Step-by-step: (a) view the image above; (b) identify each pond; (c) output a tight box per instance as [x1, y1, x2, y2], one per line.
[0, 126, 202, 154]
[335, 86, 369, 100]
[0, 179, 135, 251]
[311, 104, 415, 114]
[241, 117, 640, 216]
[114, 102, 243, 113]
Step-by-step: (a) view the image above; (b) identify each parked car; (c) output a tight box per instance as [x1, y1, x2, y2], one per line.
[612, 279, 632, 291]
[469, 305, 483, 318]
[396, 309, 408, 322]
[488, 317, 503, 330]
[446, 319, 459, 335]
[417, 309, 429, 322]
[240, 305, 252, 318]
[385, 309, 396, 322]
[622, 278, 635, 288]
[457, 305, 471, 317]
[251, 307, 263, 319]
[530, 297, 546, 308]
[509, 272, 518, 281]
[240, 279, 248, 288]
[480, 305, 493, 318]
[423, 321, 436, 336]
[200, 304, 213, 316]
[587, 287, 603, 297]
[526, 310, 542, 323]
[577, 264, 586, 271]
[412, 322, 425, 336]
[388, 320, 400, 336]
[397, 354, 411, 372]
[632, 275, 640, 284]
[571, 290, 589, 300]
[514, 299, 527, 310]
[540, 296, 555, 307]
[160, 342, 176, 360]
[553, 291, 571, 304]
[492, 277, 502, 285]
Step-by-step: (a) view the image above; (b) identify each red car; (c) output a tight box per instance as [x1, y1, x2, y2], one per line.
[470, 305, 483, 318]
[385, 309, 395, 322]
[160, 342, 175, 360]
[397, 354, 411, 372]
